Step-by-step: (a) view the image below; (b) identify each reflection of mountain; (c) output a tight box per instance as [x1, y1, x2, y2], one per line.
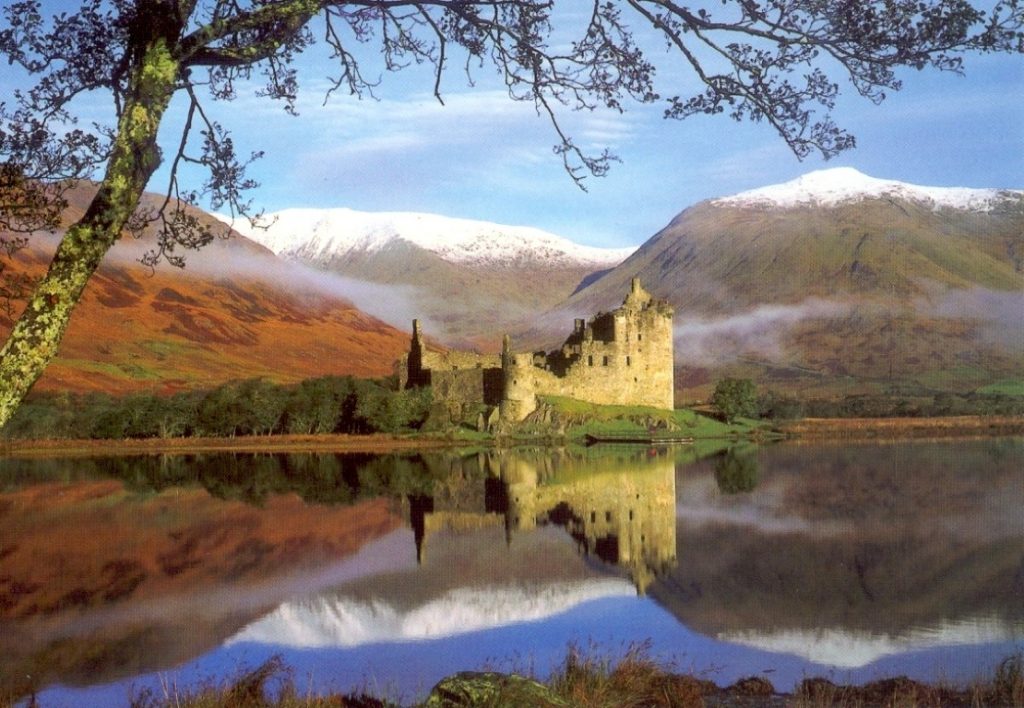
[0, 479, 405, 696]
[721, 616, 1024, 668]
[228, 448, 680, 651]
[652, 440, 1024, 667]
[229, 578, 634, 648]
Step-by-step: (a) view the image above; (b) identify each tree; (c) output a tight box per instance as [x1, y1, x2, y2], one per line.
[712, 377, 758, 423]
[714, 447, 759, 494]
[1, 1, 1021, 428]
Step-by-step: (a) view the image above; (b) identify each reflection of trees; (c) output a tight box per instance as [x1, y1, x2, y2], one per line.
[714, 448, 759, 494]
[6, 451, 450, 506]
[3, 448, 681, 599]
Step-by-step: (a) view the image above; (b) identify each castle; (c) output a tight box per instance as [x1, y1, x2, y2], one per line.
[398, 278, 674, 424]
[403, 449, 678, 594]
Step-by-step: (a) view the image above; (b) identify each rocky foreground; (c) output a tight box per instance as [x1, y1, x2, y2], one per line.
[101, 652, 1023, 708]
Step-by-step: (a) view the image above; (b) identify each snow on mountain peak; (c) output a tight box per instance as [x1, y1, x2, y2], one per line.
[223, 207, 635, 268]
[712, 167, 1021, 211]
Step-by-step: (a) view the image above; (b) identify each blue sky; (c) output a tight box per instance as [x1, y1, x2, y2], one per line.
[7, 4, 1024, 249]
[173, 40, 1021, 249]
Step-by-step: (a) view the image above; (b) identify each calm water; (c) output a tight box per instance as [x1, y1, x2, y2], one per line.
[1, 440, 1022, 705]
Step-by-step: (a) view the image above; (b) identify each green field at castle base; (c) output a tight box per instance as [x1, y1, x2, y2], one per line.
[977, 380, 1024, 396]
[533, 396, 768, 442]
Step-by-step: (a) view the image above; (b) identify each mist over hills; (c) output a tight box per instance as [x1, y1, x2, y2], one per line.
[224, 208, 635, 348]
[4, 169, 1021, 400]
[524, 168, 1024, 399]
[1, 184, 411, 395]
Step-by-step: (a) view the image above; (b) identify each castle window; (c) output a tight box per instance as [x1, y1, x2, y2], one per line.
[626, 356, 631, 367]
[638, 333, 642, 341]
[602, 356, 609, 366]
[588, 355, 593, 366]
[629, 510, 634, 521]
[591, 511, 596, 522]
[605, 511, 612, 522]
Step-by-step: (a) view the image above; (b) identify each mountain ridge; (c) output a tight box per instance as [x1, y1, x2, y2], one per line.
[222, 207, 635, 268]
[523, 169, 1024, 398]
[713, 167, 1024, 211]
[221, 207, 636, 347]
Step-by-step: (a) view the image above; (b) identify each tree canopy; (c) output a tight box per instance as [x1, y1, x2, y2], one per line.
[1, 0, 1022, 427]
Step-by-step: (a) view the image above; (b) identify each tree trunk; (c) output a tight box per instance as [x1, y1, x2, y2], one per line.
[0, 37, 180, 429]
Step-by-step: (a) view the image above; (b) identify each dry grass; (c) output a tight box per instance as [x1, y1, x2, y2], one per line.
[7, 651, 1021, 707]
[791, 655, 1024, 707]
[125, 656, 395, 708]
[546, 643, 712, 707]
[777, 415, 1024, 440]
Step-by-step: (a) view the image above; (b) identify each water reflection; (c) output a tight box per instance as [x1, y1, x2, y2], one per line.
[407, 450, 677, 593]
[0, 446, 676, 699]
[1, 439, 1022, 704]
[660, 439, 1024, 668]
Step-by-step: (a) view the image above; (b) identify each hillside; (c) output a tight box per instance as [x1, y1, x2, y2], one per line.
[530, 168, 1024, 399]
[0, 185, 411, 396]
[226, 208, 634, 348]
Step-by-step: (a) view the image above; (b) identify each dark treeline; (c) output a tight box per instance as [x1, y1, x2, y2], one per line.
[1, 376, 432, 441]
[0, 451, 452, 506]
[758, 390, 1024, 420]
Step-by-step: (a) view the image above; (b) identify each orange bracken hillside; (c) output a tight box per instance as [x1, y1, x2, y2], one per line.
[1, 185, 411, 395]
[0, 478, 404, 693]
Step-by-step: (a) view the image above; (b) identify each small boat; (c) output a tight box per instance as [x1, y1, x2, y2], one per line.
[584, 432, 694, 445]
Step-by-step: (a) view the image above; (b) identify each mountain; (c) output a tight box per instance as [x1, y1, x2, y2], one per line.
[225, 208, 634, 348]
[0, 478, 403, 693]
[1, 184, 412, 396]
[525, 168, 1024, 399]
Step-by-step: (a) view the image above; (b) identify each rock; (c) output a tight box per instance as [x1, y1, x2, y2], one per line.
[728, 676, 775, 696]
[423, 671, 570, 707]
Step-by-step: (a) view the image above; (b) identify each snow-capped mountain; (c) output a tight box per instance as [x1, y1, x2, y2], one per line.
[713, 166, 1023, 211]
[220, 207, 636, 347]
[224, 208, 634, 269]
[226, 578, 635, 648]
[528, 167, 1024, 397]
[720, 616, 1024, 669]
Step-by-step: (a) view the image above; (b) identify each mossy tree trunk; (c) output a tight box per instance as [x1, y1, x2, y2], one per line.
[0, 28, 181, 429]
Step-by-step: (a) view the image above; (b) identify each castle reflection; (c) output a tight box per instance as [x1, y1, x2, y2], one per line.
[405, 448, 678, 593]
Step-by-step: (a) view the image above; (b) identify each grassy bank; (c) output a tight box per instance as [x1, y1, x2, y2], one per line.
[776, 415, 1024, 440]
[19, 649, 1018, 708]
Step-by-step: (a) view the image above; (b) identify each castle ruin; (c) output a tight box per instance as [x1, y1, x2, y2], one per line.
[398, 278, 674, 423]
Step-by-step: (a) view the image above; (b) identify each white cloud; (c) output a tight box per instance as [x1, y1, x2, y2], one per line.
[674, 298, 852, 364]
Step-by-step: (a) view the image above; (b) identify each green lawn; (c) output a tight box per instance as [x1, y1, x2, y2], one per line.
[977, 380, 1024, 396]
[537, 396, 764, 442]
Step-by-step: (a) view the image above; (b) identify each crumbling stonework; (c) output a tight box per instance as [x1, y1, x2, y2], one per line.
[398, 278, 674, 423]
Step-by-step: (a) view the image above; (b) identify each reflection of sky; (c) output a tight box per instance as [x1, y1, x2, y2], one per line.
[40, 595, 1024, 706]
[27, 441, 1024, 705]
[226, 580, 635, 647]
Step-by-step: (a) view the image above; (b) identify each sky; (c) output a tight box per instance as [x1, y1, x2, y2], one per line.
[7, 3, 1024, 249]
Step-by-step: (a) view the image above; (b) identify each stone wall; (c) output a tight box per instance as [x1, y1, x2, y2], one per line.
[399, 319, 502, 410]
[501, 278, 674, 421]
[499, 450, 677, 594]
[399, 278, 675, 425]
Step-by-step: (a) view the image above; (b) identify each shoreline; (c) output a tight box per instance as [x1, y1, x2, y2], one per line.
[774, 414, 1024, 439]
[1, 414, 1023, 458]
[0, 432, 456, 458]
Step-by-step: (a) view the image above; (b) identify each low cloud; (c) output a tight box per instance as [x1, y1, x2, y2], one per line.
[674, 298, 851, 364]
[104, 238, 435, 337]
[920, 286, 1024, 350]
